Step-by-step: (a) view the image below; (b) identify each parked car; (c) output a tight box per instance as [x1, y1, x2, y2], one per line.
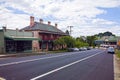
[73, 48, 79, 51]
[82, 47, 87, 51]
[79, 48, 84, 51]
[107, 47, 115, 54]
[68, 48, 73, 52]
[79, 47, 87, 51]
[86, 47, 91, 50]
[68, 48, 79, 52]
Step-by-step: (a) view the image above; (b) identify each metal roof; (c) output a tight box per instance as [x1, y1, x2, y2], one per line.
[21, 22, 67, 35]
[96, 36, 118, 42]
[5, 36, 41, 41]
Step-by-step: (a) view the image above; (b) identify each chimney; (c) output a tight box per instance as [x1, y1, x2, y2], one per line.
[48, 21, 51, 25]
[39, 19, 43, 24]
[30, 16, 34, 27]
[55, 23, 58, 28]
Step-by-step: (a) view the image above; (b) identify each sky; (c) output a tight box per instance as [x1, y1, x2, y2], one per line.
[0, 0, 120, 37]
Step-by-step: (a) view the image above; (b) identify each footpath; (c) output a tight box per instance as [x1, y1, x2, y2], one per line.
[114, 55, 120, 80]
[0, 52, 47, 58]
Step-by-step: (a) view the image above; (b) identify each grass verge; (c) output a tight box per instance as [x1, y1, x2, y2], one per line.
[115, 49, 120, 58]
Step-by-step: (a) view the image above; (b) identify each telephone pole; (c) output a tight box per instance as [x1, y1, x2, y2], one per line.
[67, 26, 73, 35]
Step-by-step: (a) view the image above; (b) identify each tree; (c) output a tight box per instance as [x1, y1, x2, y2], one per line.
[65, 30, 70, 35]
[54, 36, 76, 48]
[62, 36, 75, 48]
[95, 31, 116, 37]
[86, 35, 97, 47]
[75, 36, 88, 48]
[54, 36, 90, 50]
[54, 37, 65, 45]
[74, 40, 89, 48]
[54, 37, 66, 50]
[76, 36, 86, 42]
[75, 40, 81, 48]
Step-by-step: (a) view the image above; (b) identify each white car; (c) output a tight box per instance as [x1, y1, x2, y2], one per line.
[107, 47, 115, 54]
[68, 48, 79, 52]
[73, 48, 79, 52]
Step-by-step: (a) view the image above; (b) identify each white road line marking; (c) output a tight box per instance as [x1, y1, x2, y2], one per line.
[30, 52, 102, 80]
[0, 52, 82, 67]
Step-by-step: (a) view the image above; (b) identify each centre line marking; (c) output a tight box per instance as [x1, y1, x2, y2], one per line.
[0, 52, 84, 67]
[30, 52, 102, 80]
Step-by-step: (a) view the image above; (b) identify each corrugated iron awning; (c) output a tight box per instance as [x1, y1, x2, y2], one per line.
[5, 36, 41, 41]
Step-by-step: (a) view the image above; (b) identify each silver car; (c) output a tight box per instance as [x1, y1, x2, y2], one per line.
[107, 47, 115, 54]
[68, 48, 79, 52]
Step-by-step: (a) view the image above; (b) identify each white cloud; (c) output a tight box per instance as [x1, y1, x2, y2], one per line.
[0, 5, 29, 29]
[92, 18, 117, 25]
[0, 0, 120, 37]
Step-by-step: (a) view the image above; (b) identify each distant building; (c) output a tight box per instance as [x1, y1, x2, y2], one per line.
[0, 27, 39, 53]
[95, 36, 118, 47]
[21, 16, 68, 51]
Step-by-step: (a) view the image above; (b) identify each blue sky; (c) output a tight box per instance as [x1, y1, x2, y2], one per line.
[97, 7, 120, 23]
[0, 0, 120, 37]
[6, 6, 29, 15]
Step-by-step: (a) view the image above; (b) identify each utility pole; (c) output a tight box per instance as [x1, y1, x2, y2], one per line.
[67, 26, 73, 35]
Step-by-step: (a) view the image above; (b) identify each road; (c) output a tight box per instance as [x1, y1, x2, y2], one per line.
[0, 49, 114, 80]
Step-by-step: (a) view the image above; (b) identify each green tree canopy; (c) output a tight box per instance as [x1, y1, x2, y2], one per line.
[62, 36, 75, 48]
[76, 36, 86, 42]
[75, 39, 89, 48]
[95, 31, 116, 37]
[54, 36, 76, 48]
[86, 35, 97, 47]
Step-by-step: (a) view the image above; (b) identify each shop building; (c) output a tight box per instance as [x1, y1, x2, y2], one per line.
[0, 27, 39, 53]
[95, 36, 118, 48]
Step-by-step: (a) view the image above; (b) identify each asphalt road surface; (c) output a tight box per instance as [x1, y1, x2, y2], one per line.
[0, 49, 114, 80]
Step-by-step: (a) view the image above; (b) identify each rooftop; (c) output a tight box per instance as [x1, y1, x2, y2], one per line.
[21, 16, 67, 35]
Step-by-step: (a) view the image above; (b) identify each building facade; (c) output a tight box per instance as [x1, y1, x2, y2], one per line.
[95, 36, 118, 48]
[0, 27, 39, 53]
[21, 16, 67, 51]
